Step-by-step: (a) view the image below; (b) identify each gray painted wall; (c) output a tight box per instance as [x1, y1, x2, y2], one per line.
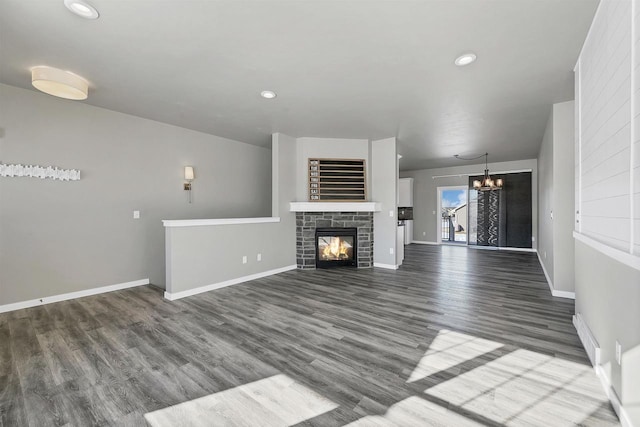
[371, 138, 398, 267]
[166, 220, 294, 294]
[272, 133, 298, 251]
[537, 101, 575, 293]
[551, 101, 575, 292]
[292, 135, 399, 267]
[400, 159, 538, 247]
[0, 84, 271, 305]
[166, 133, 297, 294]
[295, 137, 370, 202]
[575, 241, 640, 410]
[537, 110, 554, 280]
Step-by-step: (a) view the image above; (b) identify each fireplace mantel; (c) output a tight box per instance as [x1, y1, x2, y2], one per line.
[289, 202, 381, 212]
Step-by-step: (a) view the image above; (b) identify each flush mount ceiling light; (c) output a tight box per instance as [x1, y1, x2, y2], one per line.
[454, 53, 477, 66]
[31, 66, 89, 100]
[63, 0, 99, 19]
[260, 90, 277, 99]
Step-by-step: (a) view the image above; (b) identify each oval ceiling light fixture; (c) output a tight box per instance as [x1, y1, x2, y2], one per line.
[31, 66, 89, 100]
[260, 90, 277, 99]
[454, 52, 477, 66]
[63, 0, 99, 19]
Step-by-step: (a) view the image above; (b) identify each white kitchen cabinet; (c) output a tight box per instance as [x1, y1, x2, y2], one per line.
[399, 178, 414, 207]
[404, 220, 413, 245]
[397, 224, 405, 265]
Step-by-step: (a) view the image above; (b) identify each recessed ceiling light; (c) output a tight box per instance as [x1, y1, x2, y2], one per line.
[63, 0, 99, 19]
[454, 53, 477, 66]
[260, 90, 277, 99]
[31, 66, 89, 100]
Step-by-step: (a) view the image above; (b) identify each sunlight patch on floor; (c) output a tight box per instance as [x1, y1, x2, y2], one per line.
[424, 347, 615, 426]
[405, 329, 503, 383]
[144, 374, 338, 427]
[345, 396, 485, 426]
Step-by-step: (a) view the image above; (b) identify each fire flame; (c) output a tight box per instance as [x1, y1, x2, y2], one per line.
[321, 237, 351, 260]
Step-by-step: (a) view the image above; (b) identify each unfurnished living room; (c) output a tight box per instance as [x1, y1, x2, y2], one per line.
[0, 0, 639, 426]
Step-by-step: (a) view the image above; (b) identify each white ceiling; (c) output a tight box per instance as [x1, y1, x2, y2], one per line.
[0, 0, 598, 170]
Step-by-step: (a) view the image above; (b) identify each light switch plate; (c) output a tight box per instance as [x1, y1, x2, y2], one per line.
[242, 256, 247, 264]
[133, 210, 140, 219]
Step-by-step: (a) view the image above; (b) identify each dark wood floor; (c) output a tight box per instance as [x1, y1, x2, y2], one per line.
[0, 244, 619, 426]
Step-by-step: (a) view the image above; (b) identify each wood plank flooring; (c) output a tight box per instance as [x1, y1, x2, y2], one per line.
[0, 244, 619, 426]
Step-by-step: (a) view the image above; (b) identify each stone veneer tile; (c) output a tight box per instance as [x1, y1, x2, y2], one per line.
[295, 211, 374, 269]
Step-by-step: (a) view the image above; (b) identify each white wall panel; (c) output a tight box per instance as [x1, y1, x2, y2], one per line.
[577, 0, 634, 252]
[634, 0, 640, 255]
[575, 2, 640, 419]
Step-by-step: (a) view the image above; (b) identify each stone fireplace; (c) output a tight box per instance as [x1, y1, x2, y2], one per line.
[296, 212, 373, 269]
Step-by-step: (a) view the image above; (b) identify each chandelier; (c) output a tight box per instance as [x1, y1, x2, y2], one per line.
[473, 153, 503, 191]
[454, 152, 504, 191]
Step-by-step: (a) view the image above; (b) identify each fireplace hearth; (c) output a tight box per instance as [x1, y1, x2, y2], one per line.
[316, 227, 357, 268]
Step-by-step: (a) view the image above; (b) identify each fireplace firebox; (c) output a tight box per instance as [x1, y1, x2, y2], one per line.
[315, 227, 358, 268]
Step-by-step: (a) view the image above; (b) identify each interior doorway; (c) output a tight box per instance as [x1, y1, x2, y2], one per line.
[437, 186, 468, 245]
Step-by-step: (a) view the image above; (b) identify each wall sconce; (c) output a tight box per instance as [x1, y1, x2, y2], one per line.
[184, 166, 194, 203]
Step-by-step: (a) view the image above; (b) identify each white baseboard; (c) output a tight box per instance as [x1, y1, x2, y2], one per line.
[536, 250, 575, 299]
[594, 365, 634, 427]
[499, 247, 537, 253]
[164, 265, 297, 301]
[411, 241, 439, 245]
[373, 263, 400, 270]
[573, 313, 601, 366]
[551, 289, 575, 299]
[0, 278, 150, 314]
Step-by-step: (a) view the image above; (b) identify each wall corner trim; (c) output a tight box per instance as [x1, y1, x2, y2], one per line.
[536, 250, 575, 299]
[373, 263, 400, 270]
[0, 278, 150, 314]
[164, 265, 297, 301]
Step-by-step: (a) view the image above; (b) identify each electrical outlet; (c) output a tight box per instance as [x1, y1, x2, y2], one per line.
[390, 247, 394, 255]
[615, 341, 622, 365]
[257, 253, 262, 262]
[133, 210, 140, 219]
[432, 211, 436, 215]
[242, 256, 247, 264]
[423, 231, 426, 236]
[389, 210, 394, 217]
